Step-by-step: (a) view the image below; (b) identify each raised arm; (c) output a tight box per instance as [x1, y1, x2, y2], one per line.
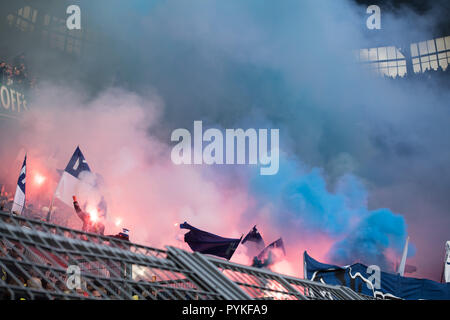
[72, 195, 86, 221]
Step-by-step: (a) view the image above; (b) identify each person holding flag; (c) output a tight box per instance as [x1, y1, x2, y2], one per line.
[11, 154, 26, 215]
[52, 146, 92, 209]
[49, 146, 107, 229]
[0, 185, 7, 211]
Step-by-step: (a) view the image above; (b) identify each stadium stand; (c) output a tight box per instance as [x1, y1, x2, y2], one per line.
[0, 210, 374, 300]
[0, 54, 35, 89]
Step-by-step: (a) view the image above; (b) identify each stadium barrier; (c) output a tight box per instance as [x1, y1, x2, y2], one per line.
[0, 210, 374, 300]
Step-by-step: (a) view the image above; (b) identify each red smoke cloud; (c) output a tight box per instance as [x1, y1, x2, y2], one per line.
[10, 86, 295, 266]
[3, 85, 374, 279]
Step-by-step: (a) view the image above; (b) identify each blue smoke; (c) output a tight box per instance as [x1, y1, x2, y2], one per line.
[248, 156, 413, 268]
[329, 208, 415, 269]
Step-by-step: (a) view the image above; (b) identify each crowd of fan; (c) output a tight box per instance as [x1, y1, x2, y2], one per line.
[0, 53, 36, 89]
[0, 196, 120, 300]
[0, 241, 198, 300]
[383, 64, 450, 83]
[0, 211, 200, 300]
[0, 247, 69, 299]
[0, 192, 45, 221]
[0, 242, 185, 300]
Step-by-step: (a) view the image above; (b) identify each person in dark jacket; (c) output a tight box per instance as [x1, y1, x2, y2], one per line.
[72, 196, 105, 235]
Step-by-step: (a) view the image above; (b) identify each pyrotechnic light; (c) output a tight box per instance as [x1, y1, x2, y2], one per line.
[34, 173, 46, 186]
[115, 218, 122, 227]
[87, 207, 99, 222]
[174, 223, 179, 227]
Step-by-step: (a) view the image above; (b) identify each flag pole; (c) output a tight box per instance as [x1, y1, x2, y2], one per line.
[398, 236, 409, 276]
[46, 184, 58, 222]
[441, 241, 450, 283]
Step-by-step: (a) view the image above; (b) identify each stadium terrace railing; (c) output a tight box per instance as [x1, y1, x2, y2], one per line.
[0, 211, 374, 300]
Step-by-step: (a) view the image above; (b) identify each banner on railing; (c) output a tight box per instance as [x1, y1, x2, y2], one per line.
[0, 82, 29, 119]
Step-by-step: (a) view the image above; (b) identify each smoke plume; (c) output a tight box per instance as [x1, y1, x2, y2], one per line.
[1, 0, 449, 280]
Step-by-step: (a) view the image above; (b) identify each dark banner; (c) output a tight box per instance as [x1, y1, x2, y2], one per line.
[304, 252, 450, 300]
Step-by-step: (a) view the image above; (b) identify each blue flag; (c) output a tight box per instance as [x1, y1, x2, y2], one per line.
[304, 251, 450, 300]
[242, 225, 265, 257]
[242, 225, 265, 247]
[17, 155, 26, 194]
[64, 146, 91, 177]
[180, 222, 242, 260]
[252, 238, 286, 268]
[257, 238, 285, 259]
[54, 146, 92, 206]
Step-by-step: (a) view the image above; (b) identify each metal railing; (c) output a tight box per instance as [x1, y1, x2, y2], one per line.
[0, 211, 374, 300]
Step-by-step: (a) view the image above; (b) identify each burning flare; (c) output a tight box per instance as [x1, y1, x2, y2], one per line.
[34, 173, 46, 186]
[86, 206, 99, 223]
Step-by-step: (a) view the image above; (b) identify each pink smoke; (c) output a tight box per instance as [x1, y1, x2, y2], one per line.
[13, 85, 280, 264]
[5, 84, 393, 279]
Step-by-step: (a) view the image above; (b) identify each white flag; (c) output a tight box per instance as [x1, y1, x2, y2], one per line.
[11, 154, 26, 215]
[54, 146, 93, 207]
